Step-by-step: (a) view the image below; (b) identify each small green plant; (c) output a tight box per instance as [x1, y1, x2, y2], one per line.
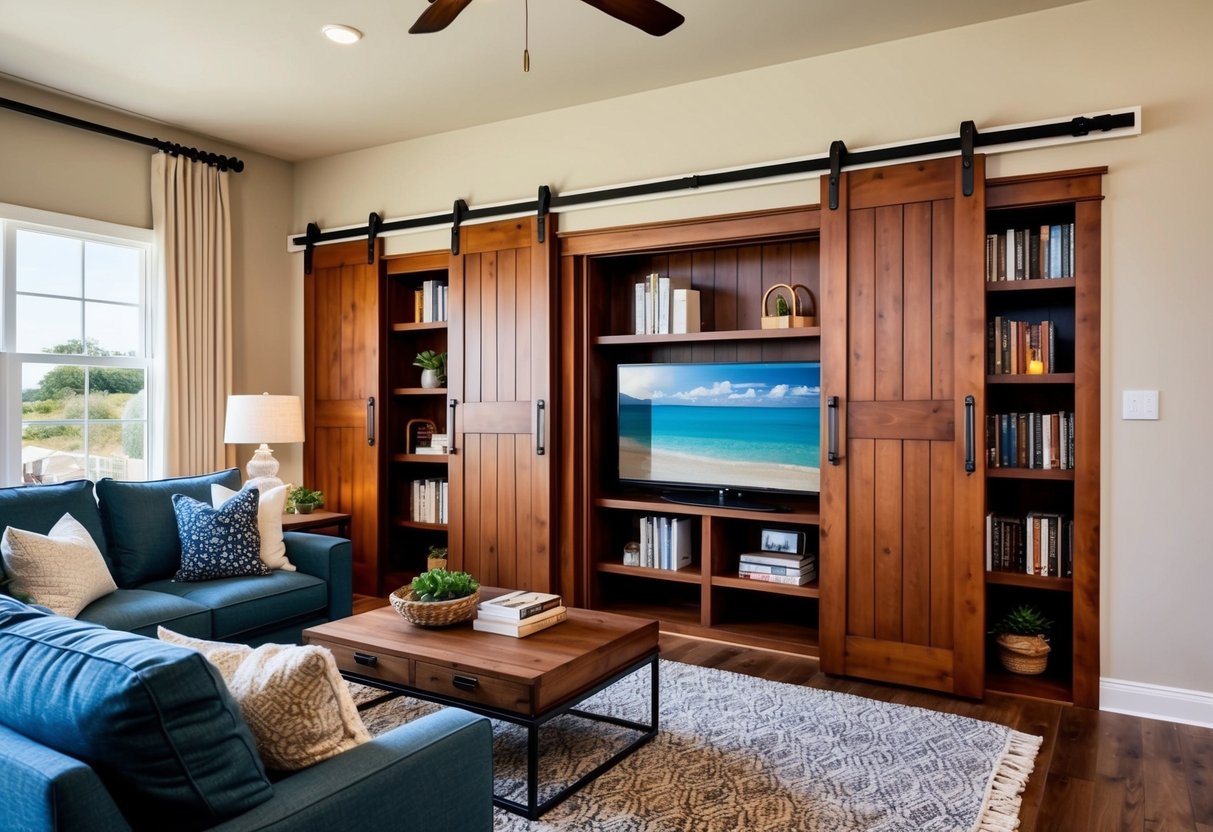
[410, 568, 478, 602]
[427, 545, 448, 559]
[287, 486, 325, 512]
[413, 350, 447, 384]
[775, 294, 790, 316]
[992, 604, 1053, 637]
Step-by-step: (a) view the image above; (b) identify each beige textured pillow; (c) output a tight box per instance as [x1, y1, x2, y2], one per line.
[158, 627, 370, 770]
[212, 483, 295, 571]
[1, 513, 117, 617]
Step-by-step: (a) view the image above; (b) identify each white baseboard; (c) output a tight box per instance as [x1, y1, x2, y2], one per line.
[1101, 678, 1213, 728]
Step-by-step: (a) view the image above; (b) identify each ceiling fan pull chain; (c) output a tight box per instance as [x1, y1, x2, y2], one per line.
[523, 0, 531, 72]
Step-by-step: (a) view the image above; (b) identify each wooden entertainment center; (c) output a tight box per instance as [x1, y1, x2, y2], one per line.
[305, 157, 1102, 707]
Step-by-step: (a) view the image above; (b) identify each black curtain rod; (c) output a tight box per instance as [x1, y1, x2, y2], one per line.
[293, 110, 1135, 248]
[0, 95, 245, 173]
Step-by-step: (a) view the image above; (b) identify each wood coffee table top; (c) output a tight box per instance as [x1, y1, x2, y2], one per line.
[304, 597, 658, 717]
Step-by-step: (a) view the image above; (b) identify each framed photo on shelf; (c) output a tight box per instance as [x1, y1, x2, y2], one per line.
[761, 528, 807, 555]
[406, 418, 436, 454]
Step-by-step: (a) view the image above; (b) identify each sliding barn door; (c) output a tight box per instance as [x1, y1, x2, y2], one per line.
[448, 216, 556, 592]
[819, 157, 986, 697]
[304, 241, 382, 596]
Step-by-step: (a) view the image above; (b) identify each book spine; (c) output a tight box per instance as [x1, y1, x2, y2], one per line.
[738, 562, 813, 576]
[1049, 225, 1062, 278]
[737, 571, 814, 586]
[634, 283, 646, 335]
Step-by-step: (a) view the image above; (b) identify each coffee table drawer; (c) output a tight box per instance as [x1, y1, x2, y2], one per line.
[414, 661, 532, 713]
[320, 641, 412, 687]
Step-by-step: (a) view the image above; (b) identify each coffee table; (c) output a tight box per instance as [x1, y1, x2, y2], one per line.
[303, 599, 659, 819]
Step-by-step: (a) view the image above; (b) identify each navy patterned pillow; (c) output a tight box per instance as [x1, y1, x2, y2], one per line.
[171, 488, 270, 582]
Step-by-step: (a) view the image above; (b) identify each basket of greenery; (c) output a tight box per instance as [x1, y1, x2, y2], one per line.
[390, 568, 479, 627]
[992, 604, 1052, 675]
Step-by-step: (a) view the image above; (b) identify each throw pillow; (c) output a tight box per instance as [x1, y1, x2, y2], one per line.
[158, 627, 371, 770]
[212, 483, 295, 572]
[172, 489, 270, 582]
[1, 513, 117, 617]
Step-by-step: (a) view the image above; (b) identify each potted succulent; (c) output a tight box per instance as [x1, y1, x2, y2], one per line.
[992, 604, 1053, 675]
[287, 486, 325, 515]
[413, 350, 447, 388]
[426, 545, 448, 572]
[390, 568, 480, 627]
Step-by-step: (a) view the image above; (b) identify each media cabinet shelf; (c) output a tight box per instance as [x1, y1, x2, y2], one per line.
[594, 496, 820, 525]
[595, 327, 820, 347]
[596, 562, 703, 585]
[710, 575, 820, 599]
[394, 519, 447, 532]
[985, 373, 1075, 385]
[985, 277, 1076, 294]
[392, 387, 448, 397]
[390, 321, 448, 333]
[985, 468, 1075, 481]
[984, 665, 1074, 704]
[392, 453, 450, 464]
[985, 572, 1073, 592]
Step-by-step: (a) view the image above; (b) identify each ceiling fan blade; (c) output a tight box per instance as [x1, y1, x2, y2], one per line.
[577, 0, 684, 36]
[409, 0, 474, 34]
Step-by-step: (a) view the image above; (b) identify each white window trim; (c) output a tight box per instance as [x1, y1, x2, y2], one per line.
[0, 202, 158, 487]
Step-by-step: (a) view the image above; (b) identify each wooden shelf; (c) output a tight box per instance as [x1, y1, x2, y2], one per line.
[986, 468, 1075, 481]
[395, 519, 448, 531]
[392, 387, 448, 396]
[984, 664, 1073, 704]
[597, 599, 701, 628]
[986, 373, 1075, 385]
[596, 562, 702, 585]
[709, 619, 820, 657]
[986, 571, 1073, 592]
[391, 321, 447, 333]
[392, 453, 450, 464]
[595, 326, 820, 347]
[595, 495, 820, 524]
[985, 277, 1076, 293]
[710, 575, 820, 598]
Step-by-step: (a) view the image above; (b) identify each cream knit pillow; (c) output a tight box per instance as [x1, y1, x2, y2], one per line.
[1, 513, 117, 617]
[158, 627, 370, 770]
[211, 483, 295, 571]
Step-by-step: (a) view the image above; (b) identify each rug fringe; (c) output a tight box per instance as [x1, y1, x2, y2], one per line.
[972, 730, 1044, 832]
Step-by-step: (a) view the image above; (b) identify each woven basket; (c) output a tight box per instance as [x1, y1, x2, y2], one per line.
[390, 587, 480, 627]
[996, 633, 1051, 675]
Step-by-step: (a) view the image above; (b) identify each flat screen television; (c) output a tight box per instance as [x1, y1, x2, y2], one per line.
[617, 360, 821, 511]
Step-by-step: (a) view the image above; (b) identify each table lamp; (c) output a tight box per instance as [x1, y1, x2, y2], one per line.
[223, 393, 305, 483]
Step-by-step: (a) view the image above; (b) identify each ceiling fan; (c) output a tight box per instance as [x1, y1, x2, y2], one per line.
[409, 0, 685, 37]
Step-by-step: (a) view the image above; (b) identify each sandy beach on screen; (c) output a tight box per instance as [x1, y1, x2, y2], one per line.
[620, 441, 819, 493]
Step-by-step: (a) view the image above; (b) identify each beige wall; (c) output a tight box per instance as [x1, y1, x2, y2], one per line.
[0, 78, 303, 484]
[294, 0, 1213, 698]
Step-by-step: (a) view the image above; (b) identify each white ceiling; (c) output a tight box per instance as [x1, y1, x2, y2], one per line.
[0, 0, 1083, 162]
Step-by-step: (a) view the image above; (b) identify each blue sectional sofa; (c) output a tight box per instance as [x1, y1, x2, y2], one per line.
[0, 596, 494, 831]
[0, 470, 351, 644]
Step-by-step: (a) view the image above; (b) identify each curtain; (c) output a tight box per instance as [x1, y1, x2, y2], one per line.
[150, 152, 235, 476]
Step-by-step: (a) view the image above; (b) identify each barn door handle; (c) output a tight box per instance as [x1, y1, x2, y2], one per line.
[536, 399, 546, 456]
[827, 396, 840, 465]
[366, 397, 375, 446]
[448, 398, 459, 454]
[964, 395, 976, 473]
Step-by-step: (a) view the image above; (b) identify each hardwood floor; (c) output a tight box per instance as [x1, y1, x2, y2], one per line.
[353, 596, 1212, 831]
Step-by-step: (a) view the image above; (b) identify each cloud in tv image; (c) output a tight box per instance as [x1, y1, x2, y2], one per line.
[618, 362, 821, 494]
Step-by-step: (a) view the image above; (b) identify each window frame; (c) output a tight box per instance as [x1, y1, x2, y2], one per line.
[0, 202, 157, 487]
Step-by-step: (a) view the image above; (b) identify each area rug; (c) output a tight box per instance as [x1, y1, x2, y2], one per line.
[353, 660, 1041, 832]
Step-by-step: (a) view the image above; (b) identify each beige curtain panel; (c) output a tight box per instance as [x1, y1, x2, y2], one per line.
[151, 152, 235, 476]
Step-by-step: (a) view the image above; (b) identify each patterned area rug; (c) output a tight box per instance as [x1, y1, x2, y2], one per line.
[353, 660, 1040, 832]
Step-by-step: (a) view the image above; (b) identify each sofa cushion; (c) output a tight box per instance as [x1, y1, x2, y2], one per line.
[213, 482, 295, 572]
[172, 490, 270, 582]
[160, 628, 371, 771]
[96, 468, 241, 587]
[0, 596, 273, 830]
[0, 479, 109, 570]
[141, 570, 327, 640]
[1, 512, 118, 617]
[78, 587, 212, 637]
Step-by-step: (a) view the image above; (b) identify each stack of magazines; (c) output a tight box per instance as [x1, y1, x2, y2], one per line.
[472, 590, 566, 637]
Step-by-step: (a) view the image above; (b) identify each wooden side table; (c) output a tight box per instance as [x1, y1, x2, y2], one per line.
[281, 510, 352, 538]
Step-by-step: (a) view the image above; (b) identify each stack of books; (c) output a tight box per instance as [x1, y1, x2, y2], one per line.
[737, 551, 817, 586]
[472, 590, 566, 637]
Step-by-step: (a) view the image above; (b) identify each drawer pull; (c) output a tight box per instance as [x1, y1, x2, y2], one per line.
[452, 675, 479, 692]
[353, 652, 379, 668]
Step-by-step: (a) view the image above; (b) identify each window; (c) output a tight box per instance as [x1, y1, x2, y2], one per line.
[1, 205, 155, 486]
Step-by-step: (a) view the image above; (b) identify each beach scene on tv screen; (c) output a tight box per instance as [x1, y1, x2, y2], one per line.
[618, 362, 821, 494]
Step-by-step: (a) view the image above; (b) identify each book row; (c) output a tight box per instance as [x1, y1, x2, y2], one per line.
[986, 513, 1074, 578]
[737, 551, 817, 586]
[410, 477, 448, 525]
[984, 223, 1076, 282]
[987, 411, 1074, 470]
[625, 515, 693, 571]
[413, 279, 449, 323]
[634, 274, 701, 334]
[987, 317, 1058, 375]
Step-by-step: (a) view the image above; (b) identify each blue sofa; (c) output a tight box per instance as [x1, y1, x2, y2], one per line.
[0, 470, 351, 644]
[0, 596, 494, 831]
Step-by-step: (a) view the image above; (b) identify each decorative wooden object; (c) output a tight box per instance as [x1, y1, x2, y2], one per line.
[760, 283, 817, 329]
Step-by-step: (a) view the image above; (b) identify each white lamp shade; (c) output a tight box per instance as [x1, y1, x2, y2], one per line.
[223, 394, 305, 445]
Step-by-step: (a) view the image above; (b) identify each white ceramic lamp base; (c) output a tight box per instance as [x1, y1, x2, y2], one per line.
[245, 444, 280, 480]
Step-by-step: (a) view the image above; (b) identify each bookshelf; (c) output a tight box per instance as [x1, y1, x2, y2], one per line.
[381, 251, 451, 593]
[982, 168, 1104, 707]
[559, 207, 825, 656]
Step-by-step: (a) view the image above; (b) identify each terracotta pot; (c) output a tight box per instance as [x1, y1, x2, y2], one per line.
[427, 557, 448, 572]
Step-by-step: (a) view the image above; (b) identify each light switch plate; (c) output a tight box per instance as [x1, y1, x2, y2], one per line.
[1122, 389, 1160, 420]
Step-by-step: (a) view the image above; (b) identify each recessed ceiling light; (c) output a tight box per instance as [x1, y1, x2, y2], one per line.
[322, 24, 363, 45]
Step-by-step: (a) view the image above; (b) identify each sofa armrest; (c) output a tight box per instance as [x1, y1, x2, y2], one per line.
[211, 709, 493, 832]
[283, 532, 352, 621]
[0, 724, 132, 831]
